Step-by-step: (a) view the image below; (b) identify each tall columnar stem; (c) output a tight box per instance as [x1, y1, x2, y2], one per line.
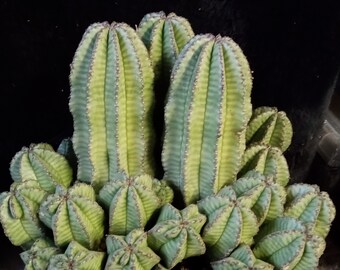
[138, 12, 195, 178]
[162, 34, 252, 205]
[69, 22, 154, 190]
[138, 11, 194, 80]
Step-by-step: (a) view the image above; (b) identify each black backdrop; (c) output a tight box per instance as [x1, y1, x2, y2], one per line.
[1, 0, 340, 267]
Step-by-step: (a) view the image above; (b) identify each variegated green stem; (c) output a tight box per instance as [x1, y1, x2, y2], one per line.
[162, 34, 252, 205]
[137, 11, 195, 179]
[232, 170, 286, 225]
[105, 229, 160, 270]
[246, 106, 293, 152]
[284, 184, 336, 238]
[20, 238, 61, 270]
[138, 11, 194, 80]
[197, 186, 258, 260]
[148, 204, 206, 269]
[98, 174, 172, 235]
[0, 180, 47, 247]
[39, 183, 104, 249]
[69, 22, 155, 191]
[48, 241, 105, 270]
[254, 216, 327, 270]
[10, 143, 73, 192]
[253, 217, 307, 269]
[293, 234, 326, 270]
[239, 143, 290, 186]
[210, 244, 274, 270]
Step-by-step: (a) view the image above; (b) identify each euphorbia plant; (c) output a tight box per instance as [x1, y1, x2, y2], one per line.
[0, 11, 336, 270]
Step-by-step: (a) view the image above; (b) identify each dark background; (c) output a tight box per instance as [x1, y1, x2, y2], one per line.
[1, 0, 340, 268]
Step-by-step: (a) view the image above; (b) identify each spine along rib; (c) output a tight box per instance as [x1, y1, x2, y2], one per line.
[0, 180, 47, 247]
[246, 106, 293, 152]
[137, 11, 194, 80]
[162, 34, 252, 205]
[69, 22, 155, 190]
[98, 174, 172, 235]
[10, 143, 72, 193]
[239, 143, 290, 186]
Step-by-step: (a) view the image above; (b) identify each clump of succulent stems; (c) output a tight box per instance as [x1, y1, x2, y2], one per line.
[0, 11, 336, 270]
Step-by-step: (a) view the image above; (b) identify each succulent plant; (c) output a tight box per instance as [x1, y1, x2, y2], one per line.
[10, 143, 73, 193]
[69, 21, 155, 190]
[137, 11, 194, 80]
[98, 174, 172, 235]
[48, 241, 105, 270]
[253, 216, 327, 270]
[210, 244, 274, 270]
[197, 186, 258, 260]
[137, 12, 195, 177]
[239, 143, 290, 186]
[232, 171, 286, 225]
[292, 233, 326, 270]
[253, 217, 306, 269]
[148, 204, 206, 269]
[0, 180, 48, 248]
[246, 106, 293, 152]
[284, 183, 336, 238]
[39, 183, 104, 249]
[162, 34, 253, 205]
[20, 238, 61, 270]
[0, 11, 336, 270]
[105, 229, 160, 269]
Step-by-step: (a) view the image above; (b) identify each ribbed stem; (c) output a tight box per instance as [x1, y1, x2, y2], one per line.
[246, 106, 293, 151]
[98, 174, 165, 235]
[148, 204, 206, 269]
[39, 183, 104, 249]
[163, 34, 252, 205]
[0, 180, 47, 247]
[210, 244, 274, 270]
[233, 171, 286, 225]
[253, 217, 307, 269]
[20, 238, 60, 269]
[105, 229, 160, 269]
[284, 184, 336, 238]
[197, 186, 258, 260]
[70, 22, 154, 190]
[10, 143, 73, 192]
[48, 241, 105, 270]
[239, 144, 289, 186]
[138, 11, 194, 80]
